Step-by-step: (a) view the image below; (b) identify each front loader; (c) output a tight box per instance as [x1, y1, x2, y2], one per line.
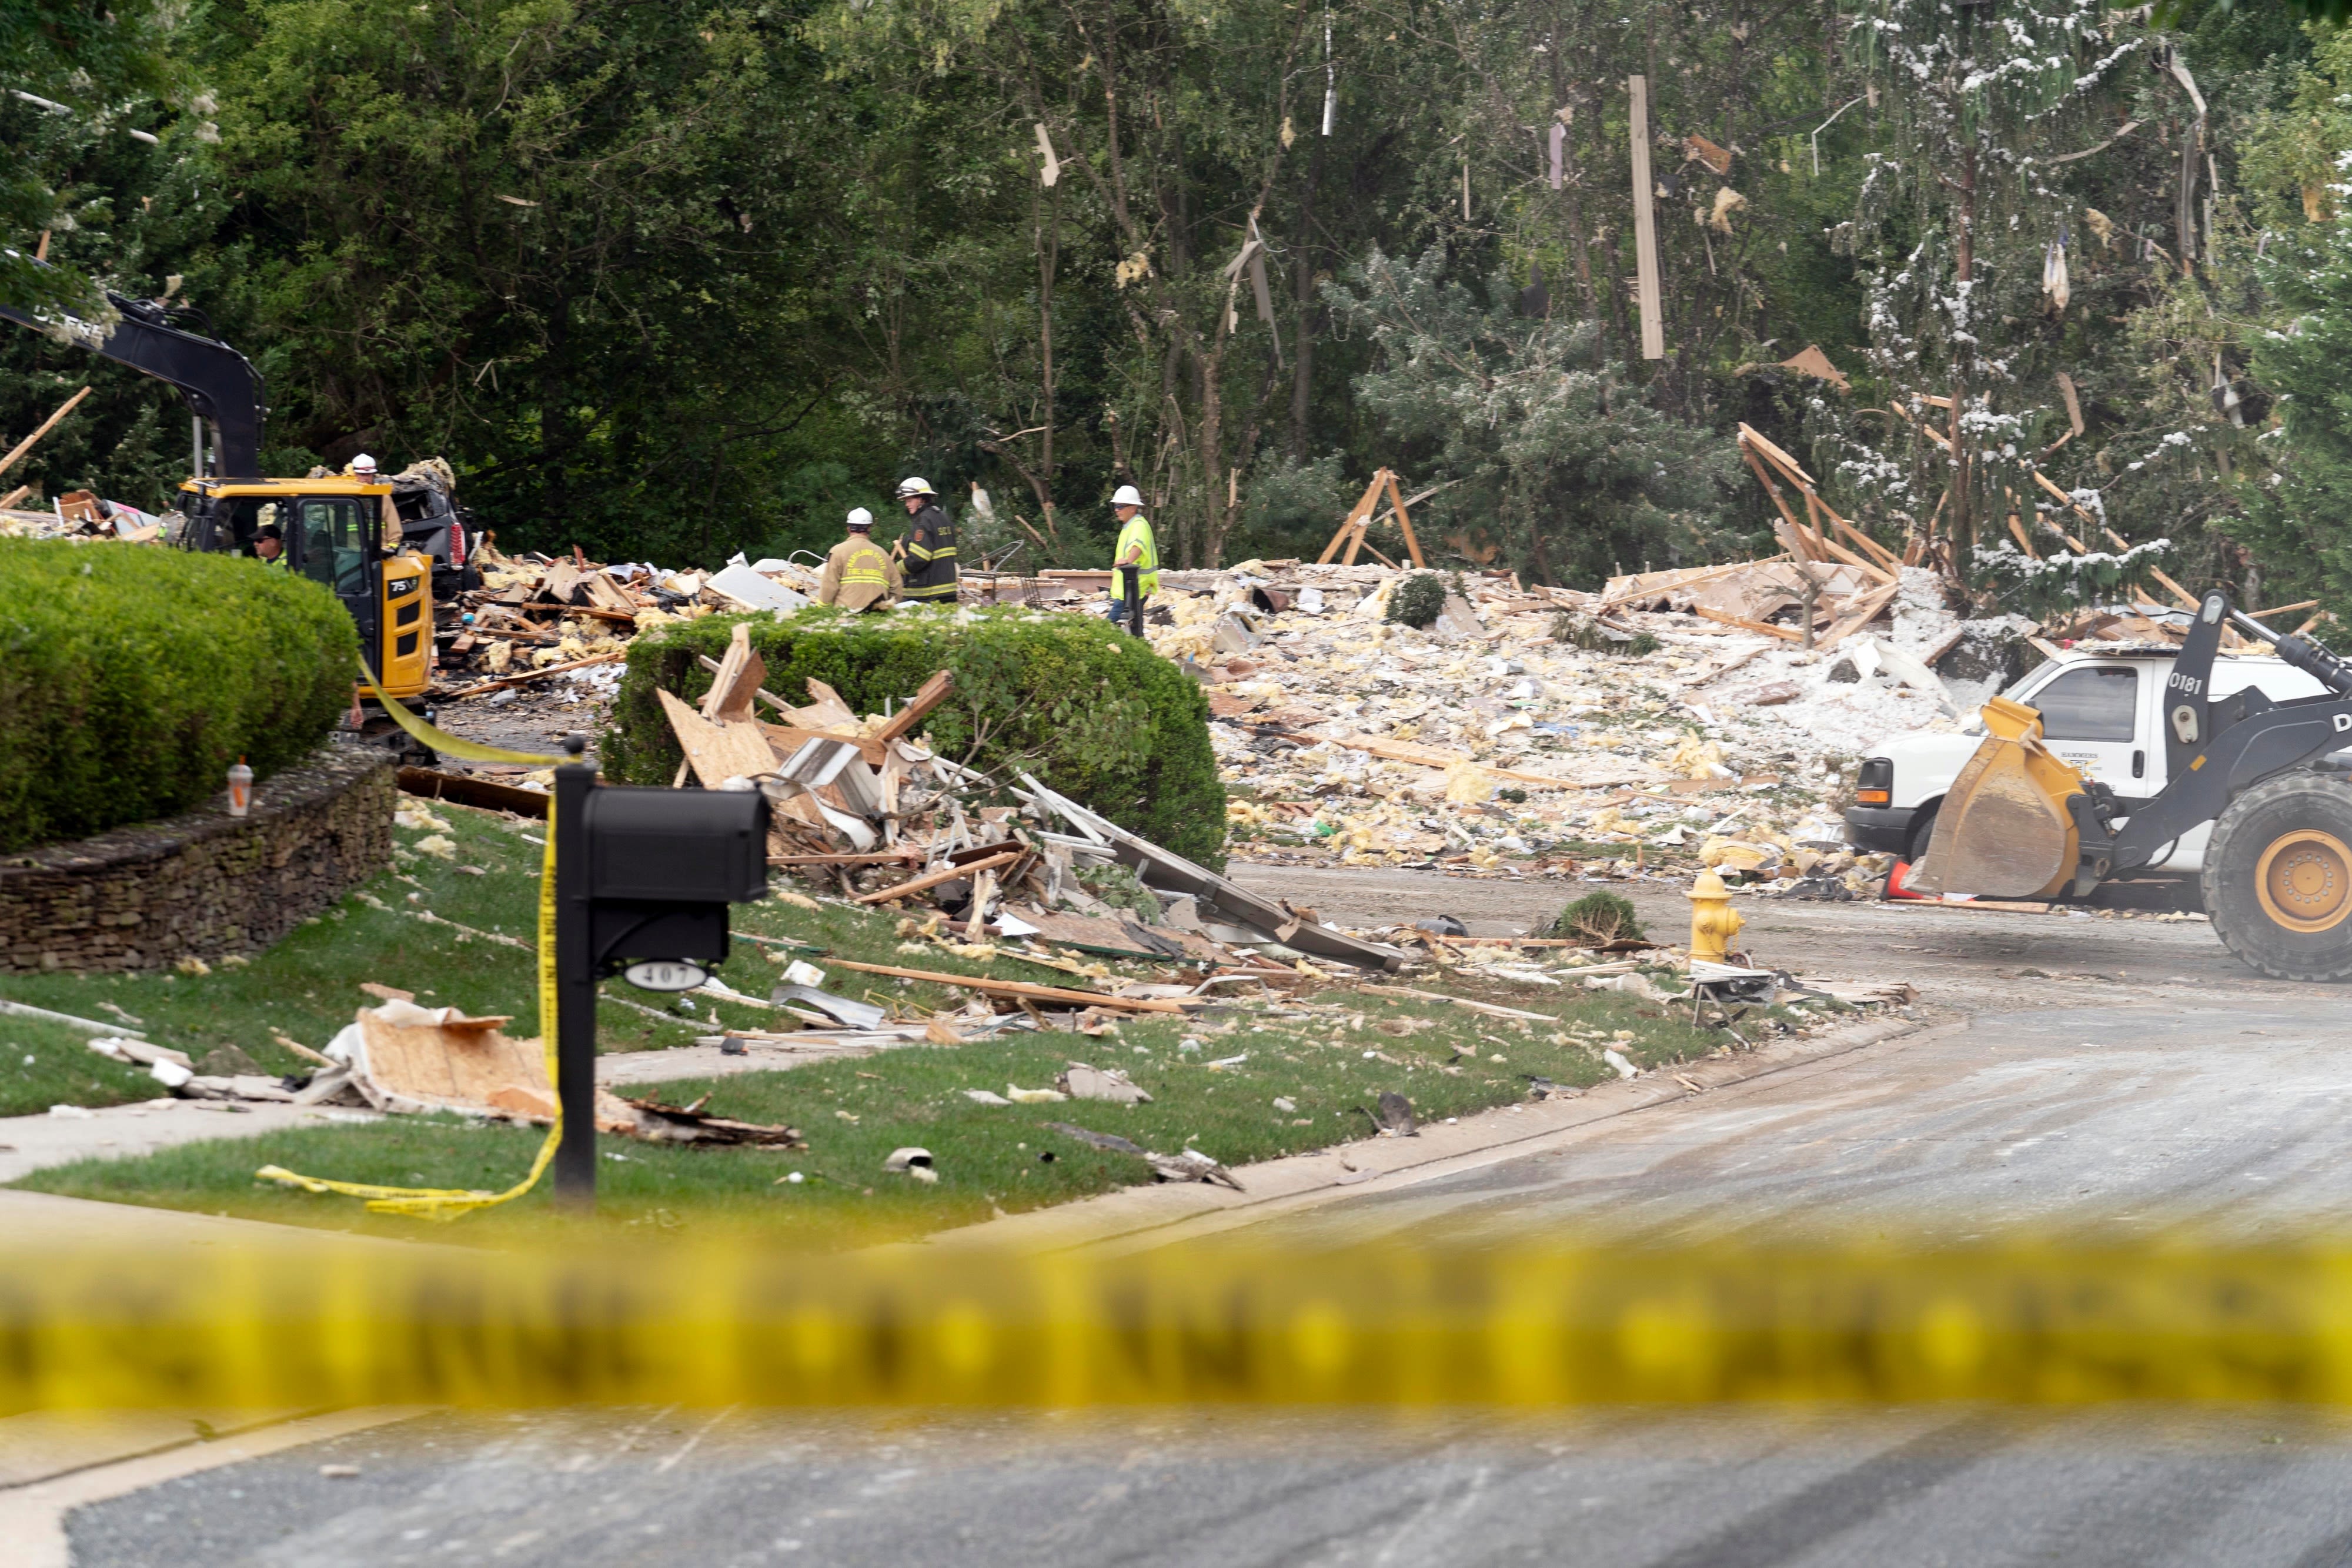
[1909, 593, 2352, 980]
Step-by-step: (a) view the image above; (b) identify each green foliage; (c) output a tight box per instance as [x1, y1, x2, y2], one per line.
[0, 541, 356, 851]
[1549, 611, 1657, 656]
[0, 0, 188, 316]
[1548, 891, 1645, 945]
[1330, 249, 1739, 590]
[1075, 861, 1163, 923]
[604, 607, 1227, 867]
[1971, 537, 2179, 621]
[1386, 571, 1449, 629]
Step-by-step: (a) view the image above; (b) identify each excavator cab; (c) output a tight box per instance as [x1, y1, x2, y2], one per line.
[179, 477, 434, 701]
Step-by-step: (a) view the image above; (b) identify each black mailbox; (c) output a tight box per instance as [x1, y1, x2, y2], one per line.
[583, 785, 768, 904]
[553, 757, 772, 1206]
[579, 785, 767, 972]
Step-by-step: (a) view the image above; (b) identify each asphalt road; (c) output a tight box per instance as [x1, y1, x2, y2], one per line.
[61, 875, 2352, 1567]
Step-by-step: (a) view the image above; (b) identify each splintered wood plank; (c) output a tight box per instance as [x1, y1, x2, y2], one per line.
[850, 848, 1023, 904]
[873, 669, 954, 745]
[659, 688, 780, 787]
[796, 678, 862, 731]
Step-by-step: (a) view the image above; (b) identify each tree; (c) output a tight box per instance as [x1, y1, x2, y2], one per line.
[1, 0, 189, 315]
[1842, 0, 2140, 574]
[1326, 245, 1738, 586]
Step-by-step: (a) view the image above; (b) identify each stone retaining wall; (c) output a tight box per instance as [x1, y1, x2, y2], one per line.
[0, 747, 393, 972]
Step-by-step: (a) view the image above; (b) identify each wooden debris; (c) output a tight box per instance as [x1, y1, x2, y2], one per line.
[823, 957, 1190, 1014]
[851, 848, 1024, 905]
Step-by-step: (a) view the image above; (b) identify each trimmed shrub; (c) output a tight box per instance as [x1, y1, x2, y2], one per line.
[1386, 571, 1448, 628]
[0, 540, 358, 852]
[603, 606, 1228, 867]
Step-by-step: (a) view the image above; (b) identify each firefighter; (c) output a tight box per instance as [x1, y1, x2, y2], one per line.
[892, 476, 958, 604]
[816, 507, 901, 611]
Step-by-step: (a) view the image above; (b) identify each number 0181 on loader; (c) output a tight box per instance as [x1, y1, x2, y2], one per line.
[1907, 593, 2352, 980]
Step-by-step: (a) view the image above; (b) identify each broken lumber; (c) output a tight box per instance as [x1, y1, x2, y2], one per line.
[872, 669, 954, 745]
[446, 651, 623, 698]
[657, 688, 780, 787]
[396, 767, 550, 818]
[0, 385, 92, 478]
[824, 958, 1189, 1013]
[851, 848, 1024, 904]
[1690, 606, 1806, 641]
[1356, 984, 1557, 1022]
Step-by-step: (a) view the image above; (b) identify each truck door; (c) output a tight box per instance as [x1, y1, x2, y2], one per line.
[2027, 663, 2145, 798]
[291, 496, 380, 674]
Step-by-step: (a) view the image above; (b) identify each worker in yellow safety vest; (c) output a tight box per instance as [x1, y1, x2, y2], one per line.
[817, 507, 902, 611]
[1106, 484, 1159, 634]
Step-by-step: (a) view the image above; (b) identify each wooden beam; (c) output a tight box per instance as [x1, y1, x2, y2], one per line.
[872, 668, 953, 746]
[0, 484, 29, 510]
[850, 848, 1024, 904]
[0, 385, 92, 479]
[1318, 472, 1387, 565]
[1341, 468, 1389, 566]
[2247, 600, 2321, 620]
[1690, 605, 1806, 641]
[1741, 446, 1816, 554]
[825, 957, 1188, 1013]
[447, 651, 624, 698]
[2007, 513, 2040, 560]
[1628, 76, 1665, 360]
[1384, 469, 1427, 568]
[1815, 580, 1901, 651]
[1736, 422, 1817, 487]
[766, 850, 923, 866]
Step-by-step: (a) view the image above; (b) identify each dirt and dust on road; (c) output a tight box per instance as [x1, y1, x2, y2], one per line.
[1228, 860, 2288, 1014]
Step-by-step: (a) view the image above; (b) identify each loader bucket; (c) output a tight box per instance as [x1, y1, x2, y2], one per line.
[1905, 696, 2084, 900]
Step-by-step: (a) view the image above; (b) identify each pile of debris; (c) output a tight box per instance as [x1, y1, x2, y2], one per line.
[0, 488, 166, 542]
[89, 991, 807, 1145]
[646, 628, 1408, 981]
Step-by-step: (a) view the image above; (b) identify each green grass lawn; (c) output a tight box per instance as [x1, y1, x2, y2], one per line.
[16, 959, 1830, 1243]
[0, 793, 1232, 1118]
[6, 785, 1849, 1244]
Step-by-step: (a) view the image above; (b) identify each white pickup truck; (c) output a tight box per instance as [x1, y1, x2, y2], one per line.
[1843, 645, 2331, 871]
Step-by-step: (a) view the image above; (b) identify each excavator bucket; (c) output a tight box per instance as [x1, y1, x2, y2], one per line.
[1905, 696, 2085, 900]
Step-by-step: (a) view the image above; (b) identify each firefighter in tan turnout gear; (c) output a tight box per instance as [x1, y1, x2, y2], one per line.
[816, 507, 902, 611]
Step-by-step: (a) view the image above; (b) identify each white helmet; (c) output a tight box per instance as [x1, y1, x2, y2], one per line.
[1111, 484, 1144, 507]
[895, 476, 936, 499]
[350, 453, 379, 476]
[845, 507, 874, 531]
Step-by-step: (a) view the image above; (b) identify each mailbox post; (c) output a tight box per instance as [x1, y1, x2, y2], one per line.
[549, 737, 770, 1209]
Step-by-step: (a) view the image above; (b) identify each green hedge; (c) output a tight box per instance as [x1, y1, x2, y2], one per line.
[0, 541, 359, 852]
[604, 607, 1228, 867]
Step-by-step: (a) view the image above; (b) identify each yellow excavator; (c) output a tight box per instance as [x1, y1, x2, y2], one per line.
[1907, 592, 2352, 981]
[3, 276, 439, 722]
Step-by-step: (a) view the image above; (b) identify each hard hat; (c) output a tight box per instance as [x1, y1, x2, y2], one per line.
[1111, 484, 1144, 507]
[846, 507, 874, 531]
[350, 453, 378, 474]
[895, 476, 936, 499]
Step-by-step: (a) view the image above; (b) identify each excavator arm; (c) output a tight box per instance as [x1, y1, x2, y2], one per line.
[0, 270, 266, 478]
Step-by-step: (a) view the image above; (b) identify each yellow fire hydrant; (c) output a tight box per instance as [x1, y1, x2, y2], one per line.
[1688, 867, 1745, 964]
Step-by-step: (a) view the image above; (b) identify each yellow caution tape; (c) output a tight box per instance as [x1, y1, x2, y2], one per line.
[11, 1236, 2352, 1409]
[358, 667, 575, 766]
[254, 682, 567, 1219]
